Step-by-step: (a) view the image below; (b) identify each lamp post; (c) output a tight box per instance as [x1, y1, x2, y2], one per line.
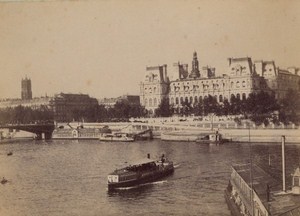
[248, 120, 254, 216]
[209, 113, 215, 131]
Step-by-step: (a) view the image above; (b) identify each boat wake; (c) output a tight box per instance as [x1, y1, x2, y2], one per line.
[174, 163, 181, 169]
[113, 180, 168, 191]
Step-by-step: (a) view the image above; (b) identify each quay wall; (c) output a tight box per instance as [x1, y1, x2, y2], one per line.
[220, 128, 300, 143]
[59, 122, 300, 143]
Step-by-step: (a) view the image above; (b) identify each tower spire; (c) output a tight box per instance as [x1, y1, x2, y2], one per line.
[189, 51, 200, 78]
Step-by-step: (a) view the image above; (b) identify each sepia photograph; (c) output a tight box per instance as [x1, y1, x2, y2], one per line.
[0, 0, 300, 215]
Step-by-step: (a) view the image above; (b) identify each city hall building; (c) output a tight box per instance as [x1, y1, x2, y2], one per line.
[140, 52, 300, 114]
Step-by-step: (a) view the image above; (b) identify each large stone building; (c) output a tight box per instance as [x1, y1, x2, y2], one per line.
[49, 93, 99, 122]
[140, 52, 300, 114]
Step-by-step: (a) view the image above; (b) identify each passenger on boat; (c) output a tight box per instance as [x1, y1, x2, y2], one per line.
[161, 154, 165, 163]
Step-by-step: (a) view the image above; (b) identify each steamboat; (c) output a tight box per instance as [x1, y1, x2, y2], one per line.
[107, 154, 174, 190]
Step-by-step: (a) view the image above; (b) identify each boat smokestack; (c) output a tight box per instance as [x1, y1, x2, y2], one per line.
[147, 153, 150, 159]
[282, 135, 286, 192]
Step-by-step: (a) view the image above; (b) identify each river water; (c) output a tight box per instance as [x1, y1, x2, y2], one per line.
[0, 139, 300, 216]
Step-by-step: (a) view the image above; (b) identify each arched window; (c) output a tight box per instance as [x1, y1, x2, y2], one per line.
[231, 82, 234, 88]
[180, 97, 184, 104]
[171, 97, 174, 104]
[176, 97, 179, 105]
[149, 98, 152, 107]
[194, 96, 198, 103]
[185, 97, 188, 103]
[242, 93, 246, 100]
[242, 81, 246, 87]
[144, 98, 148, 106]
[199, 96, 203, 102]
[190, 96, 193, 103]
[231, 94, 235, 100]
[219, 95, 223, 102]
[153, 87, 156, 93]
[237, 93, 240, 100]
[154, 98, 157, 106]
[236, 81, 240, 88]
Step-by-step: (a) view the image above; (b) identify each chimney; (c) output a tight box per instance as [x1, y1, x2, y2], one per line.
[164, 64, 167, 82]
[228, 58, 232, 66]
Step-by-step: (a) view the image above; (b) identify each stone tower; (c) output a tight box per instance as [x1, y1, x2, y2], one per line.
[140, 65, 169, 115]
[189, 51, 200, 78]
[21, 77, 32, 100]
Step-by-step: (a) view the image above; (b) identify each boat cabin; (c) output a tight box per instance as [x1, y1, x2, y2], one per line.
[126, 159, 158, 172]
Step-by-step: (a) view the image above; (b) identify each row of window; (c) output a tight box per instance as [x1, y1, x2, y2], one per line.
[171, 81, 249, 93]
[144, 87, 158, 94]
[169, 93, 247, 105]
[144, 93, 248, 107]
[144, 98, 159, 107]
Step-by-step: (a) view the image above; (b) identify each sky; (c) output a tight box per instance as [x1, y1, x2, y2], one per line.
[0, 0, 300, 99]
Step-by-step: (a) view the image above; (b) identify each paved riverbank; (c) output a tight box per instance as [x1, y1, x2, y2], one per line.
[76, 122, 300, 143]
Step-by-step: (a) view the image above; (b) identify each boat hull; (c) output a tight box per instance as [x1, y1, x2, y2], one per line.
[99, 137, 135, 142]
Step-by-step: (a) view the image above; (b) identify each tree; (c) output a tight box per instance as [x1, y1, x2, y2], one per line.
[193, 101, 204, 116]
[229, 95, 242, 115]
[220, 99, 230, 116]
[278, 89, 300, 125]
[155, 98, 173, 117]
[203, 95, 220, 116]
[245, 91, 279, 125]
[180, 101, 192, 116]
[0, 105, 54, 124]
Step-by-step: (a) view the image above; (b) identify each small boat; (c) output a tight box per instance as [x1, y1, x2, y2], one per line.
[7, 151, 13, 156]
[1, 177, 8, 184]
[195, 132, 229, 144]
[99, 132, 135, 142]
[107, 154, 174, 190]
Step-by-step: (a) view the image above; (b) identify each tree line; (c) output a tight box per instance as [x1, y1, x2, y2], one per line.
[0, 90, 299, 125]
[155, 89, 300, 126]
[0, 100, 146, 124]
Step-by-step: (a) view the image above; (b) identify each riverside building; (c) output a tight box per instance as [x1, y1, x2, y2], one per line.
[140, 52, 300, 115]
[49, 93, 98, 122]
[0, 78, 99, 122]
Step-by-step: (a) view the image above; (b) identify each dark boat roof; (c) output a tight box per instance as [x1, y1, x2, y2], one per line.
[129, 158, 156, 166]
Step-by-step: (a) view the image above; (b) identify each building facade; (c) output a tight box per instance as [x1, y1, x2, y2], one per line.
[140, 52, 300, 114]
[49, 93, 99, 122]
[98, 95, 140, 108]
[0, 97, 52, 110]
[21, 77, 32, 100]
[139, 65, 169, 115]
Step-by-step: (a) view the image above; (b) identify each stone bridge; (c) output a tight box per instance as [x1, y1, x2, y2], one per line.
[0, 123, 55, 140]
